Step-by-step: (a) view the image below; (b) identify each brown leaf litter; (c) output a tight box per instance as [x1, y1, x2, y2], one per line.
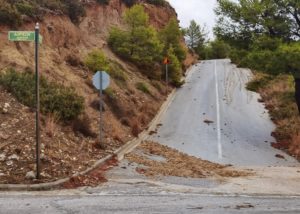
[126, 141, 252, 179]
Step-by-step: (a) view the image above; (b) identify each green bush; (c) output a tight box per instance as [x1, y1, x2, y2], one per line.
[62, 0, 86, 24]
[167, 46, 182, 86]
[108, 60, 127, 84]
[104, 87, 116, 99]
[209, 40, 230, 59]
[108, 5, 163, 72]
[136, 82, 150, 94]
[84, 49, 110, 73]
[84, 50, 128, 86]
[0, 0, 22, 27]
[15, 2, 36, 18]
[0, 69, 84, 121]
[160, 18, 186, 62]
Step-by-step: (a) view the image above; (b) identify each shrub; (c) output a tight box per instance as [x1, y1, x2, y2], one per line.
[15, 2, 36, 18]
[108, 61, 128, 84]
[84, 49, 110, 73]
[122, 0, 136, 7]
[108, 5, 163, 72]
[42, 0, 64, 11]
[151, 80, 163, 93]
[160, 18, 186, 62]
[104, 87, 116, 99]
[146, 0, 166, 6]
[96, 0, 110, 5]
[72, 114, 97, 138]
[0, 0, 22, 27]
[136, 82, 150, 94]
[209, 40, 230, 59]
[167, 46, 182, 86]
[65, 54, 83, 67]
[0, 69, 84, 121]
[62, 0, 86, 24]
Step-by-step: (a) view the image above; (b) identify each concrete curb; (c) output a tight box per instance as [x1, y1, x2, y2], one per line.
[0, 89, 178, 191]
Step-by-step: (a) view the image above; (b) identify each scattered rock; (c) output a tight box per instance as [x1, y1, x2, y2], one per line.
[2, 103, 10, 113]
[4, 103, 10, 108]
[6, 160, 13, 166]
[40, 172, 51, 178]
[149, 130, 157, 135]
[0, 173, 5, 176]
[25, 171, 36, 180]
[8, 154, 20, 161]
[235, 203, 254, 210]
[0, 153, 6, 161]
[17, 130, 21, 134]
[204, 119, 214, 125]
[41, 143, 45, 150]
[275, 154, 285, 159]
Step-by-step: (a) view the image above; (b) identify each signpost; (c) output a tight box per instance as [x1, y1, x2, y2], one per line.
[163, 57, 170, 94]
[8, 23, 42, 179]
[93, 71, 110, 147]
[8, 31, 43, 43]
[35, 23, 41, 180]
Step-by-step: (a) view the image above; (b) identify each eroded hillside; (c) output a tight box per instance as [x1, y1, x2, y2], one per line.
[0, 0, 197, 183]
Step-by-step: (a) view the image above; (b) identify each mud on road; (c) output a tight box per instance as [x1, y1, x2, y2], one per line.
[126, 141, 252, 179]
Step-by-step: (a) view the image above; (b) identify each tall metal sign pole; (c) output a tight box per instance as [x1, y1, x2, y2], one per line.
[92, 71, 110, 148]
[8, 24, 43, 179]
[35, 23, 41, 179]
[99, 71, 103, 146]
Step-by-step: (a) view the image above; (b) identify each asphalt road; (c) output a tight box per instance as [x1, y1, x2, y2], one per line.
[1, 189, 300, 214]
[151, 59, 298, 166]
[0, 59, 299, 213]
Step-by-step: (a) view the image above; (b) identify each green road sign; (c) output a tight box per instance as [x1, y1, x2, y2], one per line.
[8, 31, 43, 43]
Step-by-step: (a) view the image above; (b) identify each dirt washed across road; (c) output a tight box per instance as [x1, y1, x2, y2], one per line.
[150, 59, 299, 166]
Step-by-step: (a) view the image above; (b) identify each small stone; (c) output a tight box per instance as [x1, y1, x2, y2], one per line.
[41, 143, 45, 150]
[25, 171, 36, 180]
[17, 130, 21, 134]
[0, 153, 6, 161]
[4, 103, 10, 108]
[8, 154, 19, 160]
[0, 132, 10, 140]
[40, 153, 45, 160]
[40, 172, 51, 178]
[2, 108, 8, 113]
[6, 160, 13, 166]
[0, 173, 5, 177]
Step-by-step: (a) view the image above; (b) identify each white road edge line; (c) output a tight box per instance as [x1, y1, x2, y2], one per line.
[214, 60, 222, 159]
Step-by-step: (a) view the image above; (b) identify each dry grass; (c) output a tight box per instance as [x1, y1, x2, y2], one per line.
[44, 114, 58, 138]
[130, 119, 141, 137]
[290, 135, 300, 159]
[248, 73, 300, 160]
[72, 114, 97, 138]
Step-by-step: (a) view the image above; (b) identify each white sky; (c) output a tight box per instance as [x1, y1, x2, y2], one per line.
[167, 0, 218, 38]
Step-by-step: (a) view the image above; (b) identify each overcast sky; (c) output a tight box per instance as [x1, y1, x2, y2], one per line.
[167, 0, 218, 38]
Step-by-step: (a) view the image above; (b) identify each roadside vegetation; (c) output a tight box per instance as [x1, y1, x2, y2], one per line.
[213, 0, 300, 159]
[0, 68, 84, 121]
[0, 0, 167, 27]
[108, 4, 186, 86]
[183, 0, 300, 159]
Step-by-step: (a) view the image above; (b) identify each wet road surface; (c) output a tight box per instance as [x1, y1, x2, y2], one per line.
[151, 59, 298, 166]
